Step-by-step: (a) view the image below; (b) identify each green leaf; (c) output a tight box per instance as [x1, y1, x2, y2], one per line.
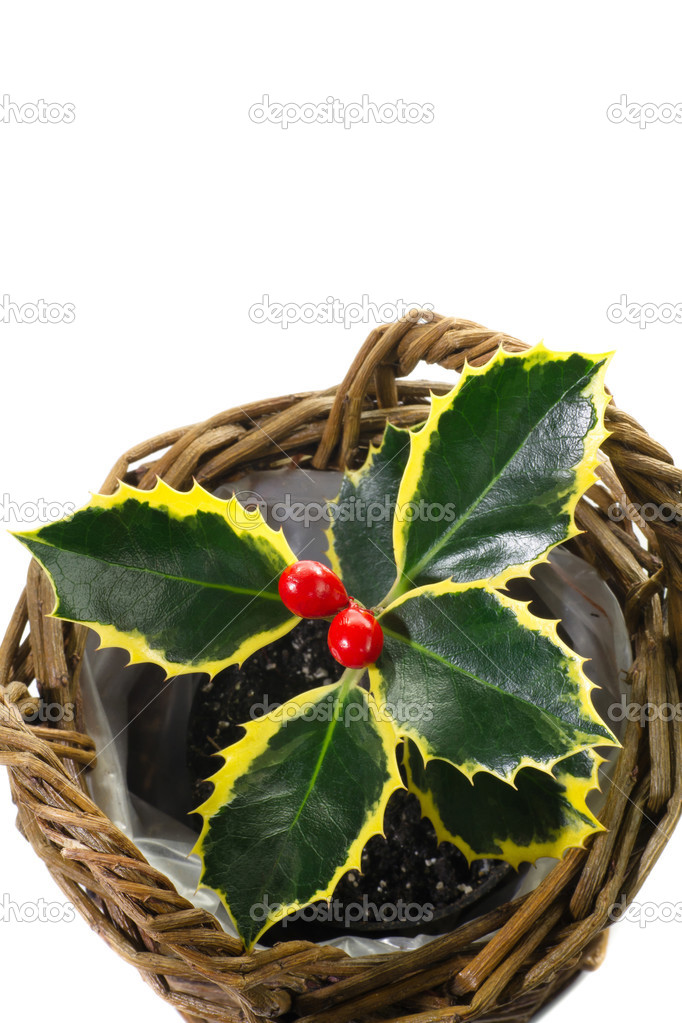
[371, 580, 617, 784]
[326, 423, 412, 607]
[391, 346, 611, 594]
[12, 479, 299, 678]
[192, 680, 403, 949]
[404, 740, 606, 868]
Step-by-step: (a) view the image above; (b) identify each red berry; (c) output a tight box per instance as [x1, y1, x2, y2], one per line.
[278, 560, 349, 619]
[327, 602, 384, 669]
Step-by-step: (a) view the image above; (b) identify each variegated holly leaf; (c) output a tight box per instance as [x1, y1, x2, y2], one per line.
[403, 739, 606, 868]
[371, 580, 617, 784]
[390, 347, 611, 597]
[326, 423, 411, 607]
[12, 479, 298, 678]
[192, 682, 403, 949]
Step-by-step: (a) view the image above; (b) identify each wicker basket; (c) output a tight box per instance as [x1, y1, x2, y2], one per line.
[2, 310, 681, 1023]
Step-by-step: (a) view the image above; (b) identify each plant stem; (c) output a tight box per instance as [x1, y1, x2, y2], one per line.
[380, 573, 411, 609]
[337, 667, 363, 697]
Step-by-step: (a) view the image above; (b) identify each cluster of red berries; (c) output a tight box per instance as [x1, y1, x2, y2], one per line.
[278, 561, 383, 669]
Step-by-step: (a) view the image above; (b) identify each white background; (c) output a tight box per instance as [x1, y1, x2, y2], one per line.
[1, 2, 681, 1020]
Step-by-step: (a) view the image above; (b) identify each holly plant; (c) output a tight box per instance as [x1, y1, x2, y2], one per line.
[13, 345, 619, 949]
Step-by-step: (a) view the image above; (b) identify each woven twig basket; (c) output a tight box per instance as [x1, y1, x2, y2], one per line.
[2, 311, 681, 1023]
